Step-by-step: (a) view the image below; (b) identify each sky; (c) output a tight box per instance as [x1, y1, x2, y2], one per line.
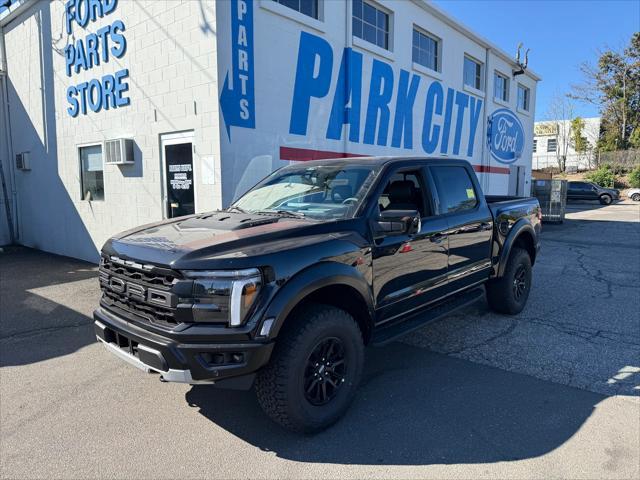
[433, 0, 640, 121]
[1, 0, 638, 121]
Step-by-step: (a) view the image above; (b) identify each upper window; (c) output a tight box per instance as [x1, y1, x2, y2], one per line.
[352, 0, 389, 50]
[463, 55, 483, 91]
[273, 0, 319, 19]
[430, 166, 478, 214]
[547, 138, 557, 152]
[494, 71, 509, 102]
[533, 139, 537, 153]
[517, 84, 530, 111]
[79, 144, 104, 201]
[412, 28, 439, 72]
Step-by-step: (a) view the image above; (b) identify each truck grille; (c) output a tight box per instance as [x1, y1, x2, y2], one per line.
[99, 256, 181, 329]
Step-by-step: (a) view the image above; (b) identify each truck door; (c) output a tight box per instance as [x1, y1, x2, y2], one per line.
[372, 167, 449, 324]
[429, 165, 493, 292]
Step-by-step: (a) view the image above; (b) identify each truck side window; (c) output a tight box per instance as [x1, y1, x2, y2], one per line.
[378, 170, 430, 217]
[430, 166, 478, 214]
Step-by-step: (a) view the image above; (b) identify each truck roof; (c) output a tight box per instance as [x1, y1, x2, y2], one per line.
[287, 156, 472, 168]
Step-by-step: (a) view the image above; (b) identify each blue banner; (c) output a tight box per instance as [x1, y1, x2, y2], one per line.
[220, 0, 255, 139]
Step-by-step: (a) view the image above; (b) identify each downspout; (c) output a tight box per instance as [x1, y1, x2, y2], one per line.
[344, 0, 349, 155]
[480, 46, 490, 192]
[0, 25, 16, 244]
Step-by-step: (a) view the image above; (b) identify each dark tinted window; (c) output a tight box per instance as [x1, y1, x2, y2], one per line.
[430, 166, 478, 214]
[378, 170, 429, 217]
[569, 182, 590, 191]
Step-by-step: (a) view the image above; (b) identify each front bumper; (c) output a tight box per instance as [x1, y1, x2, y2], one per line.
[94, 307, 274, 387]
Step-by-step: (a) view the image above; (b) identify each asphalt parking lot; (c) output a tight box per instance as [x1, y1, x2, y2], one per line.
[1, 200, 639, 479]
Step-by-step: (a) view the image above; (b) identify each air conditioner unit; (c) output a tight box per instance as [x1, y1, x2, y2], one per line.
[15, 152, 30, 170]
[104, 138, 134, 165]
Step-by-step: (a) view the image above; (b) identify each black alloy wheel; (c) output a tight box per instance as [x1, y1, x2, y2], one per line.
[303, 337, 347, 406]
[513, 264, 528, 300]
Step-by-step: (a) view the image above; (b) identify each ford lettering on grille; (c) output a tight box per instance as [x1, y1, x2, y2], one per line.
[100, 274, 174, 308]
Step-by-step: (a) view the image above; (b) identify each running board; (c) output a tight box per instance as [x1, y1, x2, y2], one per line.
[371, 287, 485, 346]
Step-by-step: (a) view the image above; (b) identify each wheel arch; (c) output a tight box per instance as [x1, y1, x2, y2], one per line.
[496, 221, 537, 277]
[264, 263, 375, 344]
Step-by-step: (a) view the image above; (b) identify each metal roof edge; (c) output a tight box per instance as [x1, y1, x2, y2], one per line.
[0, 0, 32, 28]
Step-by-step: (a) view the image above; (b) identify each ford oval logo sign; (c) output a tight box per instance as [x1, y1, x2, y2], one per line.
[488, 109, 525, 164]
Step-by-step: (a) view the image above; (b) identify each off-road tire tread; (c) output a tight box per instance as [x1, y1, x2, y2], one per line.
[254, 304, 362, 432]
[486, 247, 531, 315]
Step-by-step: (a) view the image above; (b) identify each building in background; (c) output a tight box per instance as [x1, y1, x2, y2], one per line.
[0, 0, 540, 262]
[532, 117, 601, 172]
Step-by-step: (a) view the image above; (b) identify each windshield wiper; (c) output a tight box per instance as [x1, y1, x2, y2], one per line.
[257, 210, 306, 218]
[226, 205, 249, 214]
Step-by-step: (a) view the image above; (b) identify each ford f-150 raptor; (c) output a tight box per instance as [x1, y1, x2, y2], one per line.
[94, 157, 541, 432]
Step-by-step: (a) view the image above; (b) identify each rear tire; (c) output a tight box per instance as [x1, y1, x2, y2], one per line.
[631, 193, 640, 202]
[255, 304, 364, 433]
[486, 247, 532, 315]
[599, 194, 612, 205]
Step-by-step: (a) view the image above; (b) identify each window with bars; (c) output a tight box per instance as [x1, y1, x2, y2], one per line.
[547, 138, 557, 152]
[412, 28, 439, 72]
[273, 0, 319, 19]
[494, 71, 509, 102]
[463, 55, 483, 90]
[352, 0, 389, 50]
[533, 139, 537, 153]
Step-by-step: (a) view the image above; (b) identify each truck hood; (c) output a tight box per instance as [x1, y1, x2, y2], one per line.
[102, 211, 319, 268]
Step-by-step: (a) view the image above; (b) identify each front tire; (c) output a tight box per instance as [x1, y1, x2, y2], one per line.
[255, 304, 364, 433]
[631, 193, 640, 202]
[486, 247, 532, 315]
[599, 194, 612, 205]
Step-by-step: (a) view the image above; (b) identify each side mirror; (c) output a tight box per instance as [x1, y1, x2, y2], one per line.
[376, 210, 420, 236]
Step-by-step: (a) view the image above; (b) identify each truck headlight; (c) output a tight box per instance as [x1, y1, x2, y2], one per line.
[182, 269, 262, 327]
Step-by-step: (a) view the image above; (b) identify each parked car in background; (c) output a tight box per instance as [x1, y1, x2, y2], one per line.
[567, 181, 619, 205]
[627, 189, 640, 202]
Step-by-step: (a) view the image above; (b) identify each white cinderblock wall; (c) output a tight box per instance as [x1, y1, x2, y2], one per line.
[3, 0, 221, 262]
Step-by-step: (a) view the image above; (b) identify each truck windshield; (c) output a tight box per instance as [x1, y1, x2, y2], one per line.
[231, 163, 377, 220]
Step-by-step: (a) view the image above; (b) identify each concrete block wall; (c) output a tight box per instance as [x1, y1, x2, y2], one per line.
[3, 0, 221, 262]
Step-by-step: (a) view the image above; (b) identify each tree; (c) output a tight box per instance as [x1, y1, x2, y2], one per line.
[571, 117, 590, 168]
[571, 33, 640, 151]
[546, 93, 575, 171]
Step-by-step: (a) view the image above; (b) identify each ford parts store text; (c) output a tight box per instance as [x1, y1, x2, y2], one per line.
[0, 0, 540, 262]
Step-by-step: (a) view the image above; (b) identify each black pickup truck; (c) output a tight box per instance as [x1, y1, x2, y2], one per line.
[94, 157, 541, 432]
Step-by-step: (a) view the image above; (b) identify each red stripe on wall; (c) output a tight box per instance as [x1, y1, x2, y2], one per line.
[472, 165, 510, 175]
[279, 146, 365, 161]
[279, 146, 511, 174]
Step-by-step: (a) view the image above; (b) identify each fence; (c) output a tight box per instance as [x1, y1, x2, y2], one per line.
[532, 149, 640, 173]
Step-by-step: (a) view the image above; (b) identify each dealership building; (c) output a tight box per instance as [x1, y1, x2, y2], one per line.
[0, 0, 540, 262]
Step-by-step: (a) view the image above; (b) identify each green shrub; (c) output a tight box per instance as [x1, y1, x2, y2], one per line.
[628, 166, 640, 188]
[585, 165, 616, 188]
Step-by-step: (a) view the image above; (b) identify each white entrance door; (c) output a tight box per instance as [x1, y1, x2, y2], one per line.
[160, 131, 195, 219]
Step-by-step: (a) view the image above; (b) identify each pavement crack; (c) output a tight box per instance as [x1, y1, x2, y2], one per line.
[0, 321, 94, 342]
[445, 320, 518, 354]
